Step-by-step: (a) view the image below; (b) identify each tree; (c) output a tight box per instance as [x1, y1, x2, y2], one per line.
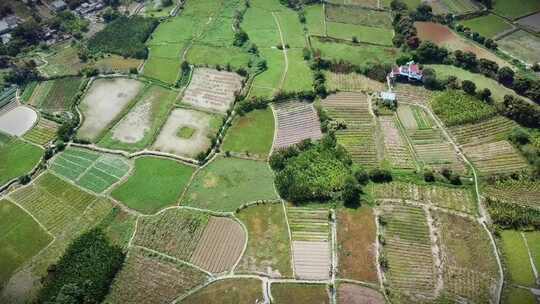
[414, 4, 433, 21]
[479, 88, 491, 102]
[353, 167, 370, 185]
[390, 0, 408, 11]
[342, 176, 361, 208]
[369, 168, 392, 183]
[5, 64, 39, 85]
[497, 66, 514, 87]
[233, 30, 249, 47]
[508, 128, 530, 145]
[415, 41, 448, 63]
[462, 80, 476, 95]
[423, 170, 435, 182]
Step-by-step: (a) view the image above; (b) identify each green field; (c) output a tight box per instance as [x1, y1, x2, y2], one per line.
[39, 43, 86, 76]
[500, 230, 536, 287]
[431, 90, 497, 126]
[523, 231, 540, 277]
[427, 64, 522, 103]
[236, 203, 292, 276]
[222, 108, 275, 159]
[0, 199, 52, 286]
[0, 139, 43, 186]
[29, 77, 83, 112]
[326, 22, 394, 46]
[183, 157, 278, 211]
[50, 148, 131, 193]
[249, 48, 285, 98]
[99, 85, 177, 151]
[111, 156, 195, 214]
[312, 38, 400, 66]
[493, 0, 540, 19]
[305, 4, 325, 36]
[325, 4, 392, 29]
[460, 14, 513, 38]
[504, 287, 537, 304]
[186, 44, 251, 69]
[283, 49, 313, 92]
[23, 118, 58, 146]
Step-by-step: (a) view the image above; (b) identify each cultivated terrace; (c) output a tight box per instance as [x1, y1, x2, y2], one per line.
[1, 0, 540, 303]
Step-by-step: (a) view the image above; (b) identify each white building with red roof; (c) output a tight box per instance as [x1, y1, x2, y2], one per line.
[390, 61, 423, 81]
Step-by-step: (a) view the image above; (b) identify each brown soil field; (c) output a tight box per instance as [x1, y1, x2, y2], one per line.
[337, 207, 378, 283]
[271, 283, 330, 304]
[106, 248, 208, 304]
[415, 22, 509, 67]
[337, 283, 385, 304]
[190, 216, 246, 273]
[273, 101, 323, 149]
[182, 278, 264, 303]
[182, 68, 243, 114]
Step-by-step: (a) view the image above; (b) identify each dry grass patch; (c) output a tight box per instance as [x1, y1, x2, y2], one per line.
[337, 207, 378, 283]
[271, 283, 330, 304]
[337, 283, 385, 304]
[182, 278, 264, 303]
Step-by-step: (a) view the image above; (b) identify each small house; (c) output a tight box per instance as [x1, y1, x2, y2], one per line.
[390, 61, 423, 81]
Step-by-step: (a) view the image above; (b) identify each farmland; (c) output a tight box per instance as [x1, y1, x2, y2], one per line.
[222, 108, 275, 159]
[106, 247, 209, 304]
[183, 278, 264, 303]
[492, 0, 540, 19]
[337, 207, 378, 283]
[431, 90, 497, 126]
[111, 156, 194, 214]
[499, 230, 536, 287]
[484, 177, 540, 209]
[325, 71, 385, 92]
[27, 77, 83, 112]
[273, 101, 323, 150]
[50, 147, 131, 194]
[322, 92, 379, 167]
[23, 118, 58, 146]
[460, 14, 514, 38]
[271, 283, 330, 304]
[0, 138, 43, 186]
[379, 115, 415, 169]
[379, 203, 436, 302]
[337, 283, 385, 304]
[312, 38, 401, 66]
[236, 203, 292, 277]
[0, 106, 37, 136]
[497, 30, 540, 65]
[184, 157, 278, 212]
[0, 199, 52, 286]
[98, 85, 177, 151]
[463, 140, 528, 175]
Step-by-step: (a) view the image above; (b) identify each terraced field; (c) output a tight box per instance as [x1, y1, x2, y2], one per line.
[322, 92, 379, 167]
[463, 140, 528, 175]
[379, 116, 415, 169]
[50, 148, 131, 193]
[9, 173, 97, 235]
[287, 207, 331, 280]
[272, 101, 323, 149]
[23, 118, 58, 146]
[484, 178, 540, 209]
[372, 182, 476, 214]
[448, 116, 518, 146]
[324, 71, 385, 93]
[379, 203, 437, 302]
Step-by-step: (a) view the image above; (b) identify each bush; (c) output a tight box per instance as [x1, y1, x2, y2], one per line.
[37, 229, 124, 303]
[462, 80, 476, 95]
[423, 170, 435, 182]
[88, 16, 157, 59]
[369, 168, 392, 183]
[353, 167, 370, 185]
[342, 175, 361, 207]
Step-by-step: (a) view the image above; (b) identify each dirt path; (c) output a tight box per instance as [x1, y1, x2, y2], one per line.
[272, 12, 289, 91]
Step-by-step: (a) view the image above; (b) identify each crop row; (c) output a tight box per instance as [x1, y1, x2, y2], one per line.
[379, 116, 414, 169]
[463, 140, 528, 175]
[287, 207, 329, 242]
[23, 119, 59, 146]
[324, 71, 384, 93]
[273, 101, 323, 149]
[449, 116, 518, 146]
[484, 179, 539, 209]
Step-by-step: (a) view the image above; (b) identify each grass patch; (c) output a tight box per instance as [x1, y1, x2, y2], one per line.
[503, 287, 536, 304]
[177, 126, 196, 139]
[312, 37, 400, 66]
[500, 230, 536, 287]
[271, 283, 329, 304]
[222, 108, 275, 159]
[283, 49, 313, 92]
[431, 90, 497, 126]
[184, 157, 278, 212]
[493, 0, 540, 19]
[460, 14, 513, 38]
[236, 203, 292, 277]
[427, 64, 521, 103]
[186, 44, 251, 69]
[0, 199, 52, 286]
[523, 231, 540, 280]
[183, 278, 264, 303]
[305, 4, 325, 36]
[497, 30, 540, 65]
[89, 16, 158, 58]
[249, 48, 285, 98]
[111, 157, 195, 214]
[326, 22, 394, 45]
[325, 3, 392, 28]
[0, 139, 42, 186]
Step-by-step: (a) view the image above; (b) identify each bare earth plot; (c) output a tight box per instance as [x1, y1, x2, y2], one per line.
[337, 283, 385, 304]
[182, 278, 265, 303]
[106, 247, 209, 304]
[189, 216, 246, 274]
[272, 101, 323, 150]
[463, 140, 528, 175]
[0, 106, 37, 136]
[378, 115, 415, 169]
[78, 78, 143, 142]
[50, 147, 131, 194]
[322, 92, 379, 167]
[151, 108, 220, 158]
[182, 68, 243, 114]
[379, 203, 437, 303]
[287, 207, 331, 280]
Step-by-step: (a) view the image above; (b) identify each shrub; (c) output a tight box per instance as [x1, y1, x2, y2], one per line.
[342, 175, 361, 207]
[369, 168, 392, 183]
[423, 170, 435, 182]
[462, 80, 476, 95]
[353, 167, 370, 185]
